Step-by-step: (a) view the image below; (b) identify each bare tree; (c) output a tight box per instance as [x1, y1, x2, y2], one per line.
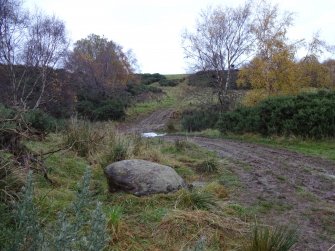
[0, 0, 69, 109]
[0, 0, 28, 106]
[182, 0, 255, 108]
[22, 12, 69, 109]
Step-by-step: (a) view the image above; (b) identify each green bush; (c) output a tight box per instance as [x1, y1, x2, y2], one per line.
[24, 109, 62, 132]
[140, 73, 166, 85]
[126, 83, 162, 95]
[76, 98, 127, 121]
[217, 91, 335, 138]
[159, 79, 180, 87]
[94, 99, 126, 121]
[181, 107, 221, 132]
[0, 104, 62, 133]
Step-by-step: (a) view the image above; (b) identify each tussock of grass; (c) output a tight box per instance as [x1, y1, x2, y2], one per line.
[0, 154, 25, 203]
[243, 224, 298, 251]
[196, 158, 219, 173]
[174, 189, 218, 210]
[64, 118, 102, 157]
[203, 182, 229, 199]
[155, 209, 248, 250]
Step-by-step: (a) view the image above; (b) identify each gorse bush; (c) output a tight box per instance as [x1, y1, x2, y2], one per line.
[0, 104, 61, 134]
[24, 109, 63, 132]
[140, 73, 166, 85]
[159, 79, 180, 87]
[126, 83, 162, 95]
[217, 91, 335, 138]
[181, 106, 221, 132]
[2, 169, 108, 251]
[76, 97, 128, 121]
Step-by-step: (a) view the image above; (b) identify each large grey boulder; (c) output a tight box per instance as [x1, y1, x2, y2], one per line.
[105, 159, 186, 196]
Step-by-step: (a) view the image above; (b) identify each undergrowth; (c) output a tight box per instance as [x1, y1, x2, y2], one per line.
[1, 169, 108, 251]
[0, 119, 301, 250]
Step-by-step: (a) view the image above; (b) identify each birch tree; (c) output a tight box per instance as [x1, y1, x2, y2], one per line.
[0, 0, 69, 109]
[182, 0, 255, 108]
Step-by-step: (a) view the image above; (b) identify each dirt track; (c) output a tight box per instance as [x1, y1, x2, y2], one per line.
[125, 109, 335, 250]
[118, 108, 174, 133]
[164, 135, 335, 251]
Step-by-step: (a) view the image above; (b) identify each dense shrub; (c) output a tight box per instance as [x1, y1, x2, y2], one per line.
[0, 104, 62, 133]
[159, 79, 180, 87]
[217, 91, 335, 138]
[24, 109, 63, 132]
[126, 83, 162, 95]
[181, 106, 221, 132]
[139, 73, 166, 85]
[76, 97, 128, 121]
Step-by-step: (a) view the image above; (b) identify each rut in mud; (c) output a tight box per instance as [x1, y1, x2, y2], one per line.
[164, 135, 335, 251]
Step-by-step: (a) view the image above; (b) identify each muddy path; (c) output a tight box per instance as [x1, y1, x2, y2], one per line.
[164, 136, 335, 251]
[121, 108, 335, 250]
[117, 108, 175, 133]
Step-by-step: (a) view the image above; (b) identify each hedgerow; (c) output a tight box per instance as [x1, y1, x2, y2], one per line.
[217, 91, 335, 138]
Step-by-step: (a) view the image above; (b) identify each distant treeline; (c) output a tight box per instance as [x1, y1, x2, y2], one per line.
[0, 66, 168, 121]
[187, 70, 249, 90]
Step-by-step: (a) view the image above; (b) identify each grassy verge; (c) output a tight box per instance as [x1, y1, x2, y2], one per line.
[2, 122, 254, 250]
[176, 129, 335, 161]
[125, 84, 178, 120]
[224, 133, 335, 161]
[125, 75, 201, 121]
[164, 74, 188, 80]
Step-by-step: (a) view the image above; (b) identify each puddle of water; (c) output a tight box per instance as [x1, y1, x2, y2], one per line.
[141, 132, 166, 138]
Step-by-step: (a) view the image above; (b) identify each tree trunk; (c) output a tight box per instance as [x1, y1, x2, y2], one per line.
[225, 68, 231, 94]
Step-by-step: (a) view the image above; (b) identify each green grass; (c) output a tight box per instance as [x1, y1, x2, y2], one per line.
[125, 80, 185, 119]
[16, 130, 248, 250]
[126, 92, 175, 118]
[125, 75, 205, 121]
[6, 122, 308, 250]
[164, 74, 188, 80]
[224, 134, 335, 161]
[181, 130, 335, 161]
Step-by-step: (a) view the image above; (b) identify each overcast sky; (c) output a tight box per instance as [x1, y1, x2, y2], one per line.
[24, 0, 335, 74]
